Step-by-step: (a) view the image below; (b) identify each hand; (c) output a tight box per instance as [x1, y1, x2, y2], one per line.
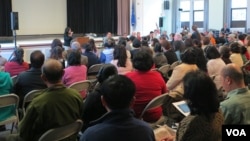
[160, 135, 175, 141]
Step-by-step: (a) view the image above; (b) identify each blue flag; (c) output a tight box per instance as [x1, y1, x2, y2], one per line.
[131, 0, 136, 27]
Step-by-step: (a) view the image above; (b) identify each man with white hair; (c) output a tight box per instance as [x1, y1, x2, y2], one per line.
[63, 41, 88, 66]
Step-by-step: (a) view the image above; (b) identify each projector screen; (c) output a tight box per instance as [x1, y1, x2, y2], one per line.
[12, 0, 67, 35]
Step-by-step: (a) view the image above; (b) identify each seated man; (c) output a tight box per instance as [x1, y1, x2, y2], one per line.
[220, 63, 250, 124]
[1, 59, 83, 141]
[80, 75, 155, 141]
[14, 50, 47, 109]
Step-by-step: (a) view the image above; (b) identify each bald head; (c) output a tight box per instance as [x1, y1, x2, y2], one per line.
[42, 59, 64, 84]
[221, 63, 244, 85]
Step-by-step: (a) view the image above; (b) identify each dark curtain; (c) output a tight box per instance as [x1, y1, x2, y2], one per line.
[0, 0, 12, 36]
[67, 0, 117, 36]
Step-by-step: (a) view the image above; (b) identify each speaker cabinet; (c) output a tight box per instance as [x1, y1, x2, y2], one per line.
[159, 17, 163, 28]
[164, 0, 169, 10]
[11, 12, 19, 30]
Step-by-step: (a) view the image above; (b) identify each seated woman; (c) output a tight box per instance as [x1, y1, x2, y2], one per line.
[81, 64, 118, 132]
[4, 47, 29, 77]
[165, 70, 223, 141]
[62, 50, 87, 98]
[167, 47, 198, 94]
[204, 46, 226, 90]
[0, 71, 13, 131]
[125, 50, 167, 122]
[110, 44, 133, 75]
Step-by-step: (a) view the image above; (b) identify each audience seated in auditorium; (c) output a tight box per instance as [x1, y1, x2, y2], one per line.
[0, 59, 83, 141]
[81, 64, 118, 132]
[229, 42, 244, 67]
[126, 50, 167, 122]
[165, 70, 223, 141]
[204, 46, 226, 89]
[220, 63, 250, 124]
[100, 38, 115, 64]
[0, 71, 13, 131]
[80, 75, 155, 141]
[82, 43, 100, 69]
[167, 47, 198, 95]
[63, 27, 74, 50]
[4, 47, 29, 77]
[14, 50, 47, 108]
[62, 50, 87, 98]
[110, 44, 133, 75]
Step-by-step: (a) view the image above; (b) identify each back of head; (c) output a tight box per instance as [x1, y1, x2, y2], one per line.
[173, 40, 185, 52]
[50, 46, 63, 60]
[229, 42, 241, 53]
[161, 40, 171, 50]
[219, 45, 230, 58]
[132, 50, 153, 71]
[132, 38, 141, 48]
[42, 59, 64, 84]
[101, 75, 136, 110]
[30, 50, 45, 68]
[51, 38, 63, 49]
[183, 70, 219, 115]
[96, 64, 118, 83]
[118, 36, 127, 46]
[221, 63, 244, 84]
[67, 50, 81, 66]
[104, 38, 115, 48]
[71, 41, 81, 51]
[202, 37, 210, 45]
[13, 47, 24, 64]
[83, 43, 93, 52]
[181, 47, 197, 64]
[204, 46, 220, 59]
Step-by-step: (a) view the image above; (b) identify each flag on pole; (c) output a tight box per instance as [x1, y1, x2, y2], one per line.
[131, 0, 136, 27]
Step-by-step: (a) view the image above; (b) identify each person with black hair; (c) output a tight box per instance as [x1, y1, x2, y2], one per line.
[14, 50, 47, 108]
[81, 64, 118, 132]
[4, 47, 29, 76]
[100, 38, 115, 63]
[63, 27, 73, 50]
[204, 46, 226, 89]
[130, 38, 141, 59]
[111, 44, 133, 74]
[164, 70, 223, 141]
[62, 50, 87, 98]
[80, 75, 155, 141]
[82, 43, 100, 69]
[126, 51, 167, 122]
[167, 47, 198, 95]
[229, 42, 244, 67]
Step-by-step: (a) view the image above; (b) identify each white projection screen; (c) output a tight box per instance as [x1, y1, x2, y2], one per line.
[12, 0, 67, 35]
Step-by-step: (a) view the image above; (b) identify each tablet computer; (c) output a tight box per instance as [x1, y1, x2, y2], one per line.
[172, 100, 190, 116]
